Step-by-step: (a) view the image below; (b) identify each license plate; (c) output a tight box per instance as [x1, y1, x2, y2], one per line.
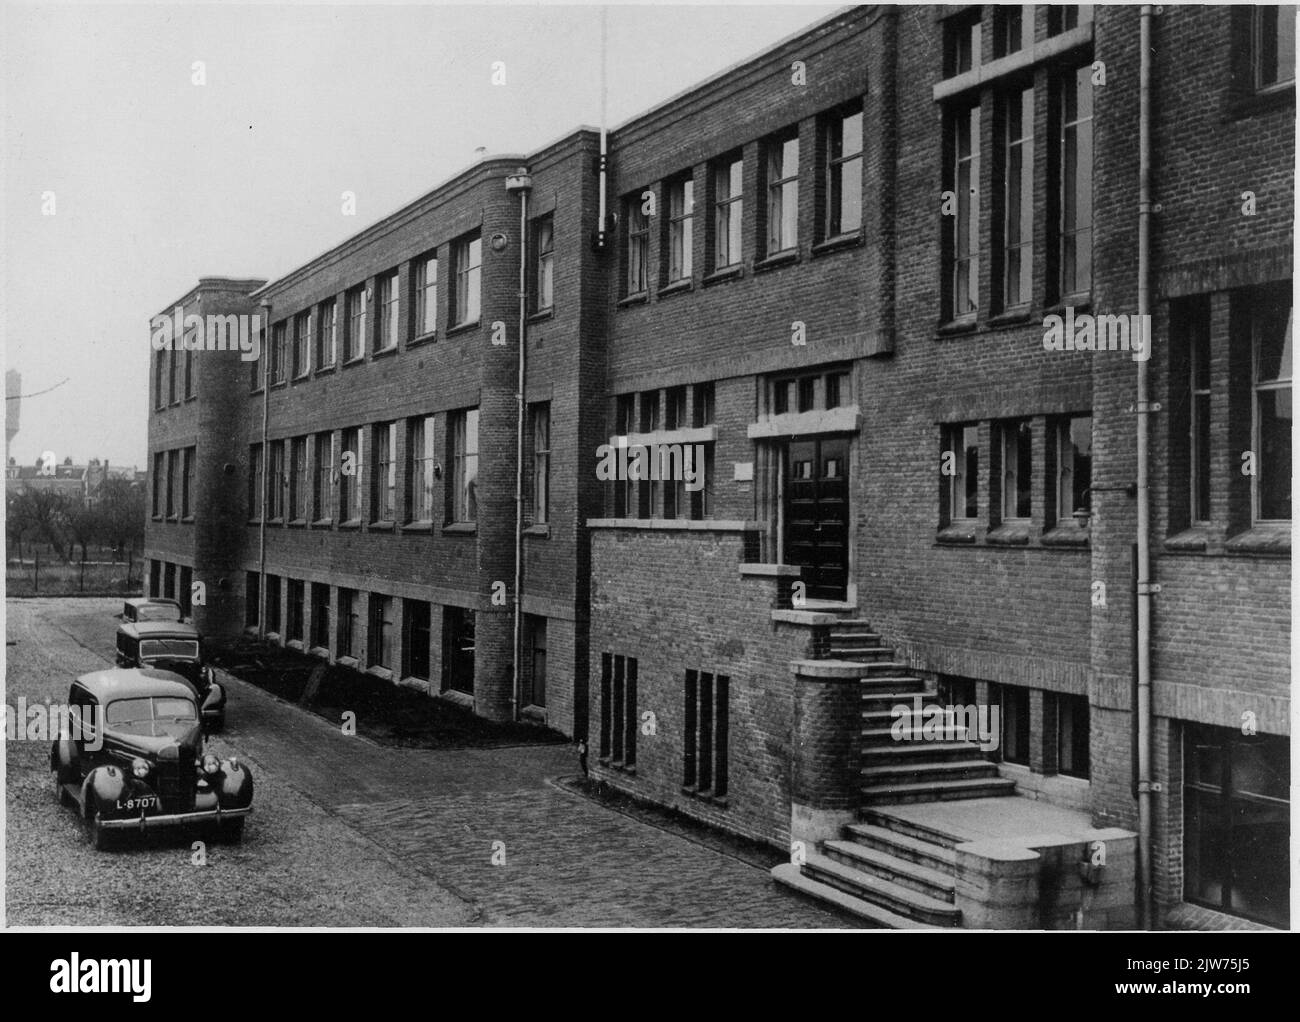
[115, 796, 158, 811]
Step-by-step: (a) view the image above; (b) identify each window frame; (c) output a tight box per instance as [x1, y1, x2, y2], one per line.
[712, 154, 744, 270]
[452, 233, 482, 327]
[667, 174, 694, 283]
[825, 104, 864, 239]
[765, 130, 800, 255]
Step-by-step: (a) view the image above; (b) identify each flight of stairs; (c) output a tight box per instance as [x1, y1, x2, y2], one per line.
[775, 615, 1017, 928]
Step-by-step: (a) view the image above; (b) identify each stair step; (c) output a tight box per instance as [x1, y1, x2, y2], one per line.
[801, 852, 962, 926]
[770, 863, 942, 929]
[860, 727, 979, 744]
[845, 822, 958, 872]
[862, 759, 1001, 786]
[859, 675, 927, 690]
[829, 646, 893, 659]
[828, 619, 876, 632]
[860, 739, 988, 760]
[860, 776, 1018, 806]
[860, 662, 912, 676]
[822, 840, 956, 902]
[860, 808, 966, 850]
[860, 689, 937, 707]
[827, 632, 884, 646]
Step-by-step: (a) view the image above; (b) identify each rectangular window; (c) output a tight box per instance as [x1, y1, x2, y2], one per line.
[346, 286, 367, 362]
[166, 450, 179, 518]
[442, 606, 475, 694]
[945, 9, 982, 77]
[1053, 692, 1090, 780]
[265, 575, 281, 635]
[668, 175, 694, 282]
[639, 389, 660, 433]
[293, 310, 312, 378]
[530, 403, 550, 525]
[1000, 419, 1033, 521]
[765, 131, 799, 254]
[404, 599, 432, 681]
[163, 562, 176, 601]
[944, 424, 980, 521]
[245, 572, 260, 628]
[414, 255, 438, 337]
[289, 436, 308, 521]
[613, 395, 636, 518]
[248, 446, 262, 521]
[311, 583, 330, 650]
[684, 670, 730, 796]
[155, 352, 165, 408]
[313, 432, 333, 522]
[826, 370, 850, 409]
[1189, 304, 1212, 523]
[185, 347, 195, 399]
[524, 615, 547, 708]
[994, 4, 1033, 57]
[377, 271, 399, 351]
[826, 106, 863, 237]
[1055, 416, 1092, 524]
[453, 233, 482, 325]
[1253, 296, 1292, 522]
[179, 566, 192, 618]
[946, 104, 981, 320]
[1001, 86, 1034, 308]
[1252, 5, 1297, 91]
[689, 445, 714, 521]
[337, 588, 359, 661]
[340, 427, 362, 522]
[601, 653, 638, 766]
[665, 386, 687, 431]
[372, 422, 396, 522]
[271, 322, 287, 384]
[368, 594, 394, 669]
[318, 299, 337, 367]
[1049, 4, 1094, 35]
[533, 215, 554, 310]
[1058, 66, 1094, 298]
[712, 154, 743, 270]
[152, 452, 164, 516]
[181, 447, 195, 518]
[999, 685, 1030, 766]
[450, 409, 479, 523]
[287, 579, 305, 644]
[692, 381, 715, 427]
[626, 196, 649, 295]
[408, 415, 436, 523]
[268, 440, 285, 520]
[168, 348, 179, 403]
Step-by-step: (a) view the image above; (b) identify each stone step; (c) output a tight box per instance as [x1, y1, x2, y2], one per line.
[859, 808, 967, 850]
[844, 822, 958, 873]
[828, 619, 876, 632]
[860, 661, 913, 676]
[861, 758, 1002, 786]
[800, 852, 962, 927]
[859, 775, 1018, 806]
[859, 675, 927, 691]
[827, 631, 884, 646]
[770, 863, 941, 929]
[860, 738, 988, 761]
[822, 840, 956, 903]
[860, 689, 938, 707]
[860, 727, 979, 745]
[829, 645, 894, 660]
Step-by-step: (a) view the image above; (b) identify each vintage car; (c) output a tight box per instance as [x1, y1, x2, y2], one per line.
[115, 620, 226, 730]
[121, 597, 185, 624]
[51, 668, 253, 850]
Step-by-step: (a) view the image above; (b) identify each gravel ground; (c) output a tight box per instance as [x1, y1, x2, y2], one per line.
[4, 597, 476, 927]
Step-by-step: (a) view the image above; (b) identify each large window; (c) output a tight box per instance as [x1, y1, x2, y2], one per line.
[408, 415, 436, 523]
[340, 427, 362, 522]
[1185, 725, 1289, 927]
[1055, 416, 1092, 524]
[346, 285, 367, 362]
[994, 4, 1033, 58]
[667, 175, 693, 282]
[265, 575, 281, 635]
[413, 254, 438, 337]
[1253, 296, 1292, 522]
[271, 322, 287, 384]
[712, 154, 743, 270]
[944, 424, 979, 522]
[684, 670, 730, 797]
[268, 440, 285, 520]
[181, 447, 196, 518]
[441, 606, 475, 694]
[152, 452, 164, 517]
[245, 572, 260, 628]
[999, 419, 1033, 521]
[247, 445, 262, 521]
[376, 271, 399, 351]
[287, 579, 305, 644]
[404, 600, 432, 682]
[311, 583, 330, 650]
[944, 8, 981, 77]
[825, 105, 863, 238]
[1052, 692, 1090, 780]
[1251, 6, 1297, 91]
[1188, 299, 1212, 523]
[530, 402, 550, 525]
[337, 588, 360, 661]
[533, 215, 554, 310]
[452, 233, 482, 326]
[1057, 66, 1094, 299]
[372, 422, 396, 522]
[185, 347, 195, 399]
[1001, 86, 1034, 309]
[946, 104, 980, 320]
[524, 615, 547, 708]
[289, 436, 308, 521]
[625, 196, 649, 295]
[368, 594, 394, 669]
[293, 311, 311, 378]
[318, 299, 337, 368]
[765, 130, 799, 254]
[313, 431, 333, 522]
[166, 450, 179, 518]
[449, 409, 479, 523]
[999, 685, 1030, 766]
[598, 653, 637, 765]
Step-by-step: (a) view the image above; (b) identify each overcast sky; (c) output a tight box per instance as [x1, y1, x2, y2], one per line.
[2, 1, 840, 470]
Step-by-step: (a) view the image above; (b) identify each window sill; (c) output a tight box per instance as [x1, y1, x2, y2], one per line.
[1041, 524, 1089, 547]
[1043, 297, 1091, 317]
[936, 317, 978, 337]
[337, 656, 359, 669]
[246, 518, 261, 526]
[366, 665, 393, 681]
[269, 381, 287, 391]
[599, 759, 637, 776]
[249, 388, 264, 397]
[986, 523, 1031, 546]
[445, 319, 480, 338]
[1164, 526, 1212, 553]
[371, 345, 398, 361]
[287, 639, 304, 651]
[369, 520, 395, 532]
[313, 518, 333, 528]
[1224, 525, 1290, 557]
[754, 250, 799, 273]
[811, 232, 863, 257]
[287, 518, 308, 528]
[618, 292, 650, 308]
[314, 364, 336, 377]
[987, 307, 1034, 328]
[408, 332, 437, 347]
[1225, 83, 1295, 121]
[151, 514, 164, 522]
[338, 519, 362, 531]
[521, 704, 547, 723]
[703, 264, 744, 287]
[309, 646, 329, 659]
[268, 517, 284, 527]
[402, 521, 434, 533]
[342, 356, 364, 368]
[266, 632, 281, 643]
[166, 515, 179, 523]
[442, 522, 477, 535]
[528, 308, 554, 323]
[439, 688, 475, 710]
[681, 786, 728, 808]
[523, 523, 550, 537]
[657, 279, 693, 299]
[293, 372, 310, 383]
[185, 395, 198, 404]
[181, 515, 195, 524]
[937, 523, 978, 545]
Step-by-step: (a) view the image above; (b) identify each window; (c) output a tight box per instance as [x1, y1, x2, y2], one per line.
[712, 154, 743, 270]
[376, 271, 399, 351]
[311, 583, 330, 650]
[530, 403, 550, 525]
[626, 195, 649, 295]
[639, 389, 660, 433]
[449, 409, 479, 523]
[999, 685, 1030, 766]
[825, 105, 863, 237]
[245, 572, 260, 628]
[1001, 86, 1034, 309]
[944, 9, 981, 77]
[293, 311, 312, 377]
[287, 579, 305, 644]
[667, 175, 694, 282]
[163, 562, 176, 601]
[768, 367, 849, 416]
[1253, 296, 1292, 521]
[533, 215, 554, 310]
[152, 452, 164, 517]
[408, 415, 436, 523]
[1049, 4, 1093, 35]
[265, 440, 284, 520]
[826, 370, 850, 409]
[271, 321, 287, 384]
[1188, 302, 1212, 523]
[442, 606, 475, 694]
[403, 600, 431, 681]
[346, 285, 367, 361]
[692, 381, 715, 427]
[250, 324, 265, 391]
[994, 4, 1033, 57]
[289, 436, 308, 521]
[615, 393, 636, 435]
[413, 255, 438, 337]
[318, 299, 337, 367]
[372, 422, 396, 522]
[797, 377, 816, 413]
[945, 104, 981, 320]
[944, 424, 979, 522]
[265, 575, 281, 635]
[248, 445, 262, 521]
[689, 445, 714, 521]
[1052, 693, 1090, 780]
[613, 395, 637, 518]
[340, 427, 362, 522]
[182, 447, 195, 518]
[154, 351, 165, 408]
[185, 347, 195, 399]
[999, 419, 1033, 521]
[338, 588, 360, 660]
[166, 450, 179, 518]
[1055, 416, 1092, 524]
[313, 431, 333, 522]
[168, 347, 179, 403]
[1057, 66, 1094, 298]
[684, 670, 730, 797]
[1184, 724, 1289, 928]
[665, 386, 686, 431]
[765, 131, 799, 254]
[179, 566, 193, 618]
[524, 615, 547, 708]
[598, 653, 637, 765]
[452, 233, 482, 325]
[1251, 6, 1297, 91]
[368, 594, 394, 669]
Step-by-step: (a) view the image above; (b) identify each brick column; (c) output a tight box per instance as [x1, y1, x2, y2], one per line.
[790, 659, 862, 850]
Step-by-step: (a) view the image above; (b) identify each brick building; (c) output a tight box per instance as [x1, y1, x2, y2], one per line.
[145, 5, 1292, 929]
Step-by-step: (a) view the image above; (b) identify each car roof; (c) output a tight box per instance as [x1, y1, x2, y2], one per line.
[72, 667, 197, 703]
[125, 597, 182, 608]
[118, 621, 201, 640]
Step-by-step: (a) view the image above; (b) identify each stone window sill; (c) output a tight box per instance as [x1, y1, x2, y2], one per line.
[1164, 526, 1212, 553]
[937, 522, 978, 544]
[408, 332, 437, 347]
[811, 232, 863, 258]
[702, 264, 744, 287]
[987, 307, 1034, 328]
[618, 292, 649, 308]
[986, 523, 1031, 546]
[439, 689, 474, 709]
[369, 520, 395, 532]
[366, 665, 393, 681]
[1041, 524, 1089, 547]
[287, 639, 304, 651]
[657, 279, 693, 299]
[521, 704, 547, 723]
[442, 522, 477, 535]
[152, 514, 164, 522]
[337, 656, 359, 669]
[338, 519, 362, 531]
[681, 786, 728, 808]
[402, 521, 434, 533]
[1225, 83, 1295, 122]
[309, 646, 329, 659]
[523, 523, 550, 537]
[1224, 525, 1290, 556]
[371, 345, 398, 360]
[342, 356, 364, 369]
[287, 518, 308, 528]
[314, 364, 336, 377]
[754, 250, 799, 273]
[445, 319, 480, 338]
[936, 317, 978, 337]
[528, 308, 554, 324]
[313, 518, 333, 528]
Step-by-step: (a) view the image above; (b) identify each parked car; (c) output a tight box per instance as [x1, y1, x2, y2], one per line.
[120, 597, 184, 624]
[115, 621, 226, 729]
[51, 668, 253, 850]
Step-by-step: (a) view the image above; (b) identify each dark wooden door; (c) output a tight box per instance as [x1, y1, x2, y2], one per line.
[783, 437, 849, 600]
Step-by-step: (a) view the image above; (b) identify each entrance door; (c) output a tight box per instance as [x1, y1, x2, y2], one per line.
[783, 437, 849, 601]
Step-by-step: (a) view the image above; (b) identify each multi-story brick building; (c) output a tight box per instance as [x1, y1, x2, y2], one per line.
[145, 5, 1292, 929]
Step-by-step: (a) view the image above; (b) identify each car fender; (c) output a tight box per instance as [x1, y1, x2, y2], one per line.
[82, 765, 129, 820]
[50, 736, 78, 779]
[201, 679, 225, 712]
[215, 758, 253, 809]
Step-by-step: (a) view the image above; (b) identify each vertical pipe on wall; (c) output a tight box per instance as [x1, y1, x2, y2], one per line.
[507, 170, 532, 721]
[258, 300, 271, 640]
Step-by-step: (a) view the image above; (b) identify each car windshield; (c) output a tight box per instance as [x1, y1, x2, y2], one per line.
[137, 603, 182, 622]
[105, 696, 198, 728]
[139, 639, 199, 660]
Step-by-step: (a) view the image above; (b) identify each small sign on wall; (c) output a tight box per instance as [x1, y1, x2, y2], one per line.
[733, 461, 754, 482]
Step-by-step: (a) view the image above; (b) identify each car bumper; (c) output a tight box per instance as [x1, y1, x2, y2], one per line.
[99, 806, 251, 831]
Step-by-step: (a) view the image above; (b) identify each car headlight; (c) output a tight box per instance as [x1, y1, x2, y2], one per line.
[202, 754, 222, 775]
[131, 757, 150, 779]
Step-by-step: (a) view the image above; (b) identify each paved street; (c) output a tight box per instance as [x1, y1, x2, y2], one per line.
[5, 597, 845, 927]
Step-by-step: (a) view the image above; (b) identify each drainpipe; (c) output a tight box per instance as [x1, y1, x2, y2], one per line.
[505, 167, 533, 721]
[1135, 4, 1155, 930]
[258, 299, 271, 640]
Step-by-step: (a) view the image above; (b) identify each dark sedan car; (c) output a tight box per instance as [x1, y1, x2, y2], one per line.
[115, 620, 226, 729]
[120, 597, 184, 624]
[51, 668, 253, 850]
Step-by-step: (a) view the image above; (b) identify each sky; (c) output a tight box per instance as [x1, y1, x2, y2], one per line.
[1, 0, 842, 470]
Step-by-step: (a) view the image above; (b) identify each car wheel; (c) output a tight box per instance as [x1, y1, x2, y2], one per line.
[54, 773, 74, 807]
[217, 817, 244, 844]
[86, 811, 116, 851]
